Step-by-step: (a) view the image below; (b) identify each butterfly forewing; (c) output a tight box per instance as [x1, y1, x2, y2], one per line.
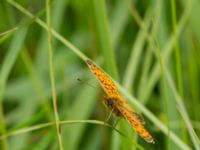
[86, 60, 119, 96]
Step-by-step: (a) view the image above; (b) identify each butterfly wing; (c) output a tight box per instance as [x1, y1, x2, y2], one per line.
[104, 95, 145, 124]
[108, 97, 155, 144]
[86, 59, 154, 144]
[86, 59, 119, 96]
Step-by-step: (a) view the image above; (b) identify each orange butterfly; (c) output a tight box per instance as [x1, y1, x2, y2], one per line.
[86, 59, 154, 144]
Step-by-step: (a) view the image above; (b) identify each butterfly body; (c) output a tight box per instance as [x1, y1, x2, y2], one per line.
[86, 59, 154, 144]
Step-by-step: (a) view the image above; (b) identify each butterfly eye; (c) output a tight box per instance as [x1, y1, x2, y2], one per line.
[105, 99, 114, 106]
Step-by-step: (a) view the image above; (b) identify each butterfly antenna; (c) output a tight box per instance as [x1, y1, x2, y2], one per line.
[76, 77, 100, 90]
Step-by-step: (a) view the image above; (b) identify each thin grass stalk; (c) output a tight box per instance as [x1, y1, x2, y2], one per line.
[46, 0, 63, 149]
[122, 9, 152, 92]
[153, 22, 172, 150]
[141, 0, 195, 103]
[164, 68, 200, 150]
[7, 0, 87, 61]
[170, 0, 188, 144]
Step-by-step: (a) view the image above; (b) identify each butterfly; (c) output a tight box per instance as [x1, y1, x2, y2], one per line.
[86, 59, 154, 144]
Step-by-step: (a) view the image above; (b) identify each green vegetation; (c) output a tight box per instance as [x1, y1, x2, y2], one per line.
[0, 0, 200, 149]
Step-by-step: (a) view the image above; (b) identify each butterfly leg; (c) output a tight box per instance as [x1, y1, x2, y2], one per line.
[102, 97, 116, 126]
[104, 102, 115, 124]
[103, 96, 121, 129]
[105, 109, 121, 130]
[112, 117, 121, 129]
[106, 108, 114, 122]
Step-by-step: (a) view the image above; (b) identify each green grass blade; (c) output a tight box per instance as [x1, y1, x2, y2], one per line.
[165, 69, 200, 150]
[140, 0, 195, 103]
[116, 82, 192, 150]
[0, 27, 28, 150]
[91, 0, 118, 80]
[122, 9, 152, 91]
[7, 0, 87, 61]
[110, 0, 130, 48]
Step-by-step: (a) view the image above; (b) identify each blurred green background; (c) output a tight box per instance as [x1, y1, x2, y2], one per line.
[0, 0, 200, 149]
